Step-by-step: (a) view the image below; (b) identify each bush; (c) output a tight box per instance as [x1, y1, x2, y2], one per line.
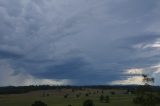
[46, 94, 50, 96]
[83, 99, 94, 106]
[72, 89, 75, 92]
[105, 96, 110, 103]
[31, 101, 47, 106]
[76, 94, 80, 98]
[100, 95, 104, 101]
[101, 90, 104, 94]
[88, 92, 91, 95]
[85, 93, 89, 97]
[64, 94, 69, 98]
[133, 96, 144, 104]
[110, 91, 115, 95]
[133, 94, 157, 106]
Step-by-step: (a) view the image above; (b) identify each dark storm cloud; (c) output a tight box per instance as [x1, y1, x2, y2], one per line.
[0, 50, 23, 59]
[0, 0, 160, 85]
[118, 34, 160, 48]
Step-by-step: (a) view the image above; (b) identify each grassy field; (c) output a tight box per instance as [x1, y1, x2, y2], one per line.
[0, 88, 142, 106]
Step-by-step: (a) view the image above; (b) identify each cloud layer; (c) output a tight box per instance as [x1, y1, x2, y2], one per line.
[0, 0, 160, 86]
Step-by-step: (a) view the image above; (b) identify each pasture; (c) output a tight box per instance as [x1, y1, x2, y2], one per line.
[0, 88, 139, 106]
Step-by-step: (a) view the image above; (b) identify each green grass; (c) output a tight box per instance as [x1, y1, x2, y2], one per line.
[0, 89, 144, 106]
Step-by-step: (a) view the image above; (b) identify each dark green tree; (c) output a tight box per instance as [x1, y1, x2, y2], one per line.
[85, 93, 89, 97]
[76, 94, 80, 98]
[100, 95, 104, 102]
[31, 101, 47, 106]
[105, 96, 110, 103]
[101, 90, 104, 94]
[133, 74, 156, 106]
[64, 94, 69, 98]
[110, 91, 115, 95]
[83, 99, 94, 106]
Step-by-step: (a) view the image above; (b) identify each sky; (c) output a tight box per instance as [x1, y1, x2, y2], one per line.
[0, 0, 160, 86]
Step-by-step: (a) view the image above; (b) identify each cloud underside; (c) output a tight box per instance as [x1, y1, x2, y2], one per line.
[0, 0, 160, 86]
[0, 60, 71, 86]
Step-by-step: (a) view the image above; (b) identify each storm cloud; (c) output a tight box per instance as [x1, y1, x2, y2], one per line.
[0, 0, 160, 86]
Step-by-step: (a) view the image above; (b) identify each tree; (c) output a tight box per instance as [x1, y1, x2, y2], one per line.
[76, 93, 81, 98]
[64, 94, 69, 98]
[101, 90, 104, 94]
[110, 91, 115, 95]
[85, 93, 89, 97]
[133, 74, 156, 106]
[31, 101, 47, 106]
[105, 96, 110, 103]
[100, 95, 104, 102]
[83, 99, 94, 106]
[142, 74, 154, 85]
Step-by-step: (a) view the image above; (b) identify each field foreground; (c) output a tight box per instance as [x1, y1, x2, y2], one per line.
[0, 88, 142, 106]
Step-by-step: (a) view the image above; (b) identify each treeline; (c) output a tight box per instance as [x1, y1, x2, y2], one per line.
[0, 85, 160, 95]
[0, 85, 68, 94]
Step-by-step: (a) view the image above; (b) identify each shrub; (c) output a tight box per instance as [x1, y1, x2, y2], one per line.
[100, 95, 104, 101]
[76, 94, 80, 98]
[133, 94, 157, 106]
[96, 91, 99, 93]
[72, 89, 75, 92]
[101, 90, 104, 94]
[83, 99, 94, 106]
[110, 91, 115, 95]
[46, 94, 49, 96]
[133, 96, 144, 104]
[31, 101, 47, 106]
[105, 96, 110, 103]
[85, 93, 89, 97]
[64, 94, 69, 98]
